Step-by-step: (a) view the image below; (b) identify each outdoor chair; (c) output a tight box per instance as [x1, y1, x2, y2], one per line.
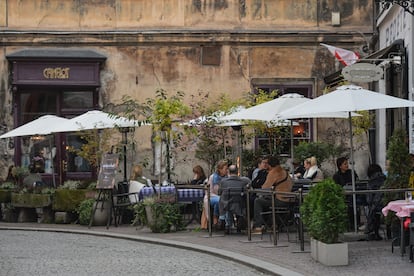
[112, 181, 140, 225]
[260, 195, 298, 242]
[219, 186, 248, 235]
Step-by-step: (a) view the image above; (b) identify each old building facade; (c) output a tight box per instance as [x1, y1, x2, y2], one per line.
[0, 1, 374, 184]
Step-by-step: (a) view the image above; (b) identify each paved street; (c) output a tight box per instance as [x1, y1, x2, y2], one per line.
[1, 223, 414, 276]
[0, 230, 265, 276]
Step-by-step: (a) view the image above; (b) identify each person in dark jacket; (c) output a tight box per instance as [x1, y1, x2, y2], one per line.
[333, 157, 359, 230]
[190, 165, 206, 185]
[365, 164, 386, 240]
[333, 157, 358, 186]
[218, 165, 250, 233]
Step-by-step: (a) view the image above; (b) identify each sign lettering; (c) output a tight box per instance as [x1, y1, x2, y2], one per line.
[43, 67, 70, 79]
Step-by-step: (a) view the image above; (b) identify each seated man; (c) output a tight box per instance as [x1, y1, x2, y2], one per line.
[252, 155, 293, 233]
[218, 164, 250, 233]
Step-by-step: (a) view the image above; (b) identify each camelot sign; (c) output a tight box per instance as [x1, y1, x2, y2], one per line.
[342, 63, 383, 82]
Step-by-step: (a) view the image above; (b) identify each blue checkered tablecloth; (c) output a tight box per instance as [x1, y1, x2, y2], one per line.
[176, 188, 205, 202]
[139, 186, 204, 202]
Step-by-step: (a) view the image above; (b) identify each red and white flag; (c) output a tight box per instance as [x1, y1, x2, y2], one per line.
[320, 43, 360, 66]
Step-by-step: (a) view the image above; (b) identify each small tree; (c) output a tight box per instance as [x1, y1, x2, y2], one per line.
[301, 178, 348, 244]
[383, 128, 411, 203]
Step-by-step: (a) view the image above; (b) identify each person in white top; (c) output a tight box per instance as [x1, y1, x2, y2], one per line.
[302, 156, 324, 182]
[128, 164, 152, 203]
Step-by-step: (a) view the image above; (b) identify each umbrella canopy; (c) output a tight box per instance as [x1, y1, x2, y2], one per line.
[279, 84, 414, 233]
[51, 110, 143, 133]
[0, 114, 69, 188]
[51, 110, 147, 183]
[184, 106, 245, 127]
[279, 85, 414, 118]
[221, 93, 309, 122]
[0, 115, 70, 139]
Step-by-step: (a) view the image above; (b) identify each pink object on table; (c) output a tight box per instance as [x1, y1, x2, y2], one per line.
[382, 199, 414, 218]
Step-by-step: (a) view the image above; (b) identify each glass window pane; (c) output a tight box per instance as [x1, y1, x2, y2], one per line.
[62, 91, 93, 109]
[65, 133, 91, 172]
[21, 136, 56, 173]
[20, 92, 57, 123]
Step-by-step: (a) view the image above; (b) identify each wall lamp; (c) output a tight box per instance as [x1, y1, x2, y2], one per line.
[375, 0, 414, 15]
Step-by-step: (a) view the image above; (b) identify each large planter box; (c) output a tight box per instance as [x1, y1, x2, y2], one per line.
[311, 239, 348, 266]
[11, 193, 52, 208]
[52, 189, 95, 212]
[0, 190, 12, 203]
[310, 238, 318, 261]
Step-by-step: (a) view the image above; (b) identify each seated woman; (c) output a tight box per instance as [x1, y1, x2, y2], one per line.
[302, 156, 324, 182]
[202, 160, 228, 230]
[365, 163, 386, 240]
[190, 165, 206, 185]
[128, 164, 152, 203]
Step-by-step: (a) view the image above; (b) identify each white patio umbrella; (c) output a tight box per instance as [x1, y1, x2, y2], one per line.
[0, 115, 71, 187]
[279, 84, 414, 232]
[221, 93, 355, 165]
[51, 110, 147, 182]
[51, 110, 143, 132]
[0, 115, 70, 138]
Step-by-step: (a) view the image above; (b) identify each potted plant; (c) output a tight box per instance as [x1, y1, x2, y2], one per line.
[132, 195, 184, 233]
[301, 178, 348, 266]
[52, 180, 96, 223]
[382, 129, 412, 241]
[0, 182, 16, 203]
[11, 187, 55, 223]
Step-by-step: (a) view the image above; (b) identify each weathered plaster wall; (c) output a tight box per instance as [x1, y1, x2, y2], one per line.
[0, 0, 374, 181]
[3, 0, 372, 31]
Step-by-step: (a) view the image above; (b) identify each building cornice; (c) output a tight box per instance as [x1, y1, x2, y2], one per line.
[0, 30, 371, 47]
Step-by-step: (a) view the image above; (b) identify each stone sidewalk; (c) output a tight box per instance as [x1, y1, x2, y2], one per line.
[0, 222, 413, 276]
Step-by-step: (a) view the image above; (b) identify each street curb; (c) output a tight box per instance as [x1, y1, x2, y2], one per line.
[0, 225, 303, 276]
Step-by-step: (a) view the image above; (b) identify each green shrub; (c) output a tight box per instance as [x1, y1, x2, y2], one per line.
[77, 198, 95, 225]
[59, 180, 81, 190]
[301, 178, 348, 244]
[0, 182, 16, 190]
[133, 195, 184, 233]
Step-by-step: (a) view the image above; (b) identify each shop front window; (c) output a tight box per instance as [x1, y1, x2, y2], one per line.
[21, 135, 56, 174]
[65, 133, 92, 173]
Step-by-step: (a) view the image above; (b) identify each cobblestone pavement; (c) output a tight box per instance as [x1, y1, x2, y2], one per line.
[0, 230, 265, 276]
[1, 222, 413, 276]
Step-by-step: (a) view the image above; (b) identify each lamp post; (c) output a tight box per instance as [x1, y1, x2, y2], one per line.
[375, 0, 414, 15]
[118, 127, 132, 182]
[231, 125, 242, 176]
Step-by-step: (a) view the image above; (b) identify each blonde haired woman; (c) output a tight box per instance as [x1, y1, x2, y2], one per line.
[303, 156, 324, 182]
[128, 164, 152, 203]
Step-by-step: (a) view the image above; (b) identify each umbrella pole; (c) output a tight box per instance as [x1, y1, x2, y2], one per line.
[119, 127, 129, 182]
[349, 112, 358, 233]
[49, 136, 56, 188]
[290, 120, 294, 174]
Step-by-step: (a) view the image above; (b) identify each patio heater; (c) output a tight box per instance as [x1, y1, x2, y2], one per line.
[119, 127, 132, 183]
[231, 125, 242, 176]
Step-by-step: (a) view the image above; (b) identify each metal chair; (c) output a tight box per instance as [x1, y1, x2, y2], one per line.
[409, 212, 414, 262]
[112, 181, 140, 225]
[221, 186, 248, 234]
[260, 195, 298, 242]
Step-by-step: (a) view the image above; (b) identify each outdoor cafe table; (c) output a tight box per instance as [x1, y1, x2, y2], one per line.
[139, 186, 205, 202]
[139, 185, 205, 225]
[382, 199, 414, 255]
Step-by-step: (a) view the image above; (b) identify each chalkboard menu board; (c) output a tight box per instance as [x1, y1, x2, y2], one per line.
[97, 153, 119, 189]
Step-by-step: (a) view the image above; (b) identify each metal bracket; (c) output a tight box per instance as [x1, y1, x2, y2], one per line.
[376, 0, 414, 15]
